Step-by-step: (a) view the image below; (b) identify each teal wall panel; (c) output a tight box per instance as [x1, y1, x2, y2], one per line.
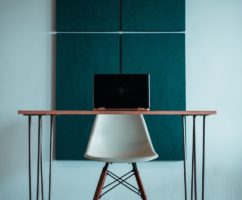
[122, 0, 185, 31]
[122, 34, 186, 160]
[56, 0, 186, 160]
[56, 34, 120, 159]
[56, 0, 185, 32]
[56, 0, 119, 31]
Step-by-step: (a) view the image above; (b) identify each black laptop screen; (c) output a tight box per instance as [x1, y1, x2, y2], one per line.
[94, 74, 150, 109]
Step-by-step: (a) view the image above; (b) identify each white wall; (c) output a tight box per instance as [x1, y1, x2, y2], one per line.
[186, 0, 242, 199]
[1, 0, 242, 199]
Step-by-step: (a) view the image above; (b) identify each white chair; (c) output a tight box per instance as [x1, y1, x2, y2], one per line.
[85, 114, 158, 200]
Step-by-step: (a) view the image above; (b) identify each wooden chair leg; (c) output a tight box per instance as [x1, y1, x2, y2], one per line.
[93, 163, 109, 200]
[132, 163, 148, 200]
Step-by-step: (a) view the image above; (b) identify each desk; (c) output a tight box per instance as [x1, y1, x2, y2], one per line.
[18, 110, 216, 200]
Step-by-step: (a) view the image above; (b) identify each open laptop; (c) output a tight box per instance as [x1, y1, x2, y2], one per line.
[93, 74, 150, 110]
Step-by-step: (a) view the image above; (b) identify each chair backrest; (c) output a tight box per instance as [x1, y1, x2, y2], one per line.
[85, 114, 158, 162]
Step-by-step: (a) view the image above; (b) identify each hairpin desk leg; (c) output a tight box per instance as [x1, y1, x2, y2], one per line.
[202, 116, 206, 200]
[28, 116, 32, 200]
[40, 126, 44, 200]
[36, 115, 44, 200]
[191, 119, 194, 200]
[48, 116, 54, 200]
[191, 116, 197, 200]
[193, 116, 197, 200]
[28, 115, 52, 200]
[191, 116, 198, 200]
[182, 116, 187, 200]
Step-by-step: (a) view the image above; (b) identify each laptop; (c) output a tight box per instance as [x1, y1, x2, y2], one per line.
[93, 74, 150, 110]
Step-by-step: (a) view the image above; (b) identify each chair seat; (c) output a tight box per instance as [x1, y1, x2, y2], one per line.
[85, 150, 158, 163]
[85, 114, 158, 162]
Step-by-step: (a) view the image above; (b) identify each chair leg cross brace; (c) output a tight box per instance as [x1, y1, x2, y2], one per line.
[104, 170, 140, 195]
[93, 163, 147, 200]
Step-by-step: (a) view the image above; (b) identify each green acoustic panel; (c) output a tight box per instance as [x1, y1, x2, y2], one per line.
[122, 34, 186, 160]
[56, 34, 120, 160]
[122, 0, 185, 31]
[56, 0, 119, 31]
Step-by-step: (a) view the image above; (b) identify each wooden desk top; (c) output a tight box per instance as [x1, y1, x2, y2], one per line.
[18, 110, 217, 116]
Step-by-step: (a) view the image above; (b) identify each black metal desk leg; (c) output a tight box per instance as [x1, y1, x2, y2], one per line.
[36, 116, 44, 200]
[191, 116, 197, 200]
[191, 120, 194, 200]
[40, 120, 44, 200]
[36, 116, 40, 200]
[28, 116, 32, 200]
[191, 115, 197, 200]
[48, 116, 54, 200]
[193, 116, 197, 200]
[182, 116, 187, 200]
[202, 116, 206, 200]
